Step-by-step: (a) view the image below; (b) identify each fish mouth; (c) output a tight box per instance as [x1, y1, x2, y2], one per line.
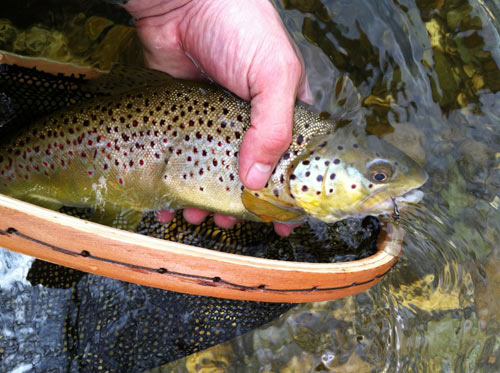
[361, 187, 425, 214]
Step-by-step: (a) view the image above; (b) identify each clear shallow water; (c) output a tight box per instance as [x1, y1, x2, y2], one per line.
[1, 0, 500, 371]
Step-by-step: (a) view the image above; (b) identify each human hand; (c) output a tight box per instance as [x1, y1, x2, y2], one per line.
[124, 0, 311, 236]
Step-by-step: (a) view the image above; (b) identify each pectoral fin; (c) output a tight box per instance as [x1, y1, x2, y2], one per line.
[241, 189, 303, 222]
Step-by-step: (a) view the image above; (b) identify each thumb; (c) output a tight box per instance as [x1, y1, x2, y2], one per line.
[238, 88, 295, 190]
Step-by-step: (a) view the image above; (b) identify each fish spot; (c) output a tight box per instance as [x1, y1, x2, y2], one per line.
[353, 143, 359, 148]
[302, 185, 308, 192]
[290, 174, 296, 180]
[318, 141, 327, 147]
[351, 184, 356, 189]
[305, 171, 310, 177]
[316, 175, 323, 182]
[337, 145, 343, 150]
[302, 160, 310, 165]
[330, 173, 336, 180]
[333, 159, 340, 164]
[296, 135, 304, 145]
[368, 184, 373, 188]
[273, 189, 279, 197]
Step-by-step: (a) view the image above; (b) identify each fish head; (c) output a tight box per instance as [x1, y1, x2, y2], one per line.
[288, 127, 428, 223]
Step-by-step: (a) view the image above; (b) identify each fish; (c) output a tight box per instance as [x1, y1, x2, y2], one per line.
[0, 67, 428, 230]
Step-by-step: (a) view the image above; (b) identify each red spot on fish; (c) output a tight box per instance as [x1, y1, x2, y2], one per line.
[88, 170, 93, 176]
[88, 140, 93, 146]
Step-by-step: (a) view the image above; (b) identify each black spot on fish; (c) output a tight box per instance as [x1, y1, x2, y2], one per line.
[296, 135, 304, 145]
[337, 145, 343, 150]
[316, 175, 323, 182]
[305, 171, 310, 177]
[330, 173, 336, 180]
[302, 185, 308, 192]
[273, 189, 279, 197]
[318, 141, 327, 147]
[353, 144, 359, 148]
[290, 174, 296, 180]
[223, 108, 229, 115]
[302, 160, 310, 165]
[333, 159, 340, 164]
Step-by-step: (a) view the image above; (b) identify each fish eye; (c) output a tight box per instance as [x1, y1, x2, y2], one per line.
[367, 160, 394, 183]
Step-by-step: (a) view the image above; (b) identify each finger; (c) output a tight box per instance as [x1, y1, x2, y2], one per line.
[238, 88, 296, 190]
[155, 209, 176, 224]
[298, 74, 313, 105]
[183, 207, 210, 224]
[213, 214, 242, 229]
[273, 222, 302, 237]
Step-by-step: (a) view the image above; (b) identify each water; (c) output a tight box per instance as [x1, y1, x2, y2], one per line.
[1, 0, 500, 371]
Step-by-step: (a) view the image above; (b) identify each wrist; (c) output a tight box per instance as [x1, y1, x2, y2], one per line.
[123, 0, 192, 20]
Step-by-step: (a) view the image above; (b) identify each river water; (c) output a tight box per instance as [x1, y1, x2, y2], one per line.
[1, 0, 499, 371]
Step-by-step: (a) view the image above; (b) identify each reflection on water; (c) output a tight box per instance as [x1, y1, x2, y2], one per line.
[1, 0, 500, 371]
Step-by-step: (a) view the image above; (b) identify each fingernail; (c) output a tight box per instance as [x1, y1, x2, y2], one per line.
[246, 162, 272, 189]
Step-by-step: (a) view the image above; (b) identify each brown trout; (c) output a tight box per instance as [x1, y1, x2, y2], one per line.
[0, 70, 427, 230]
